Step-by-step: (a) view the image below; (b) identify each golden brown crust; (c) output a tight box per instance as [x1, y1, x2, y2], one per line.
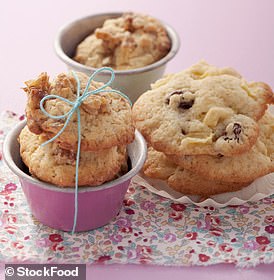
[167, 170, 250, 196]
[143, 147, 250, 196]
[19, 126, 127, 187]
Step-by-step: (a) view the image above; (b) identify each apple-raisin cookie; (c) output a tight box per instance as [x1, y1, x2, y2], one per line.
[143, 147, 250, 196]
[169, 112, 274, 183]
[133, 61, 273, 156]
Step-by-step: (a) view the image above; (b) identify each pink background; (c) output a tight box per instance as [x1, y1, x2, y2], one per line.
[0, 0, 273, 279]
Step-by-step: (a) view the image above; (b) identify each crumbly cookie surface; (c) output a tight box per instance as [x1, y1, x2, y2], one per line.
[19, 126, 127, 187]
[133, 61, 273, 156]
[169, 112, 274, 183]
[74, 13, 171, 70]
[143, 147, 250, 196]
[23, 72, 135, 151]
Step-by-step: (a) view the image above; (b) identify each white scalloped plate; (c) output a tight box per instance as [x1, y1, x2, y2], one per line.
[132, 173, 274, 207]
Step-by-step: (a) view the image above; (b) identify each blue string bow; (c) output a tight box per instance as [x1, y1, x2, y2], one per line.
[39, 67, 132, 233]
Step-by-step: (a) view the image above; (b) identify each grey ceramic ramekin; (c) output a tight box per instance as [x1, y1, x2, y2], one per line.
[54, 12, 180, 102]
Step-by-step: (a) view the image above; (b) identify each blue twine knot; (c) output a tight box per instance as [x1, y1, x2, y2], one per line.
[39, 67, 132, 233]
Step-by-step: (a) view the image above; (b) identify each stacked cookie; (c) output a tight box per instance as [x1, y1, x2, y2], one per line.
[132, 61, 274, 197]
[19, 72, 135, 187]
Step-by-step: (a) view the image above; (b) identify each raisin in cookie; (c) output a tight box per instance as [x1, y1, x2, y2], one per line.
[169, 112, 274, 183]
[133, 61, 273, 156]
[23, 72, 135, 151]
[74, 13, 171, 70]
[19, 126, 127, 187]
[143, 148, 250, 196]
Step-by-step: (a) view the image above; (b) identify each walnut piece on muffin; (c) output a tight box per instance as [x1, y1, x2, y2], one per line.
[74, 12, 171, 70]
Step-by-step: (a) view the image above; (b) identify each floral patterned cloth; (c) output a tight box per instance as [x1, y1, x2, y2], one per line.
[0, 111, 273, 267]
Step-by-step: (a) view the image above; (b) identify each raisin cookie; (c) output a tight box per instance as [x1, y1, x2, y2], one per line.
[19, 126, 127, 187]
[23, 72, 135, 151]
[169, 112, 274, 183]
[74, 13, 171, 70]
[133, 61, 273, 156]
[143, 148, 250, 196]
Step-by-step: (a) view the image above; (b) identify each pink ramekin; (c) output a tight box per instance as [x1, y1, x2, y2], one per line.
[3, 120, 147, 232]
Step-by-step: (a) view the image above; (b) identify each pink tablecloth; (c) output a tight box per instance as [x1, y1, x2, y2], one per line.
[0, 111, 273, 268]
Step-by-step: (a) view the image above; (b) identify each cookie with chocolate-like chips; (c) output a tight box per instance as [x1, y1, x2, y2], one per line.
[133, 60, 273, 156]
[169, 112, 274, 183]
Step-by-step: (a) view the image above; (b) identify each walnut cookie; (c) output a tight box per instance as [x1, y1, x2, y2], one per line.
[74, 12, 171, 70]
[19, 126, 127, 187]
[143, 147, 250, 196]
[169, 112, 274, 183]
[23, 72, 135, 151]
[132, 61, 274, 156]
